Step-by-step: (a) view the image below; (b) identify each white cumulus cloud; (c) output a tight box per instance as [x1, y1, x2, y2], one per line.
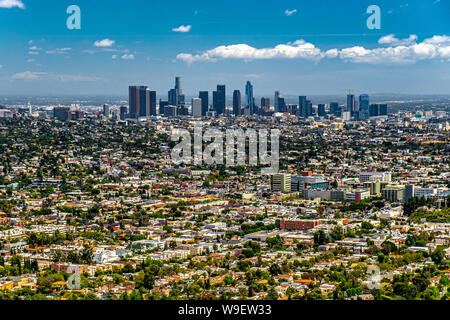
[177, 40, 333, 64]
[172, 25, 192, 33]
[340, 34, 450, 64]
[0, 0, 25, 9]
[121, 54, 134, 60]
[285, 9, 297, 16]
[94, 39, 115, 47]
[177, 34, 450, 65]
[378, 34, 418, 46]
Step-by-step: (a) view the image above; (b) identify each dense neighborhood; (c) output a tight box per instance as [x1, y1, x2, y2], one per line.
[0, 106, 449, 300]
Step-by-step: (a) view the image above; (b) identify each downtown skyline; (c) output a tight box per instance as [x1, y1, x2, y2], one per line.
[0, 0, 449, 95]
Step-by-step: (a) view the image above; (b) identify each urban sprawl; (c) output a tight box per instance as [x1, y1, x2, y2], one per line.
[0, 77, 449, 301]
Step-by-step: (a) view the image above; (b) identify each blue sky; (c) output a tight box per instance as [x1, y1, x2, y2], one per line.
[0, 0, 449, 95]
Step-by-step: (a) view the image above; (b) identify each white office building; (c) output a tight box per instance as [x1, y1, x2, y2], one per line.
[192, 98, 202, 118]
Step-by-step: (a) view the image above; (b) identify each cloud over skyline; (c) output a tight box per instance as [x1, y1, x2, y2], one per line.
[177, 35, 450, 65]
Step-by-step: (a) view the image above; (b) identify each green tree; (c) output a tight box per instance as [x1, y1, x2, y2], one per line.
[331, 225, 344, 241]
[430, 246, 445, 265]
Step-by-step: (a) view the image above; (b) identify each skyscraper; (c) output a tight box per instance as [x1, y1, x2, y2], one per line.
[369, 104, 379, 117]
[168, 88, 177, 106]
[128, 86, 151, 118]
[192, 98, 202, 117]
[379, 104, 388, 116]
[199, 91, 209, 116]
[306, 99, 313, 117]
[318, 104, 326, 117]
[53, 106, 72, 121]
[103, 104, 110, 118]
[298, 96, 307, 117]
[149, 91, 157, 116]
[140, 87, 150, 117]
[213, 85, 226, 115]
[245, 81, 254, 114]
[175, 76, 185, 105]
[347, 94, 355, 114]
[175, 76, 182, 96]
[129, 86, 140, 118]
[120, 106, 127, 119]
[277, 97, 286, 113]
[359, 94, 370, 120]
[261, 97, 270, 109]
[233, 90, 241, 116]
[274, 91, 281, 111]
[329, 102, 340, 117]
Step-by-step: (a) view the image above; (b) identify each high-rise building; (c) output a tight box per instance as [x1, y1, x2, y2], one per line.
[277, 97, 286, 113]
[359, 94, 370, 120]
[233, 90, 241, 116]
[192, 98, 202, 117]
[149, 91, 157, 116]
[199, 91, 209, 116]
[274, 91, 281, 111]
[129, 86, 140, 118]
[120, 105, 128, 115]
[306, 100, 313, 117]
[271, 174, 291, 193]
[347, 94, 355, 113]
[379, 104, 388, 116]
[120, 106, 128, 120]
[140, 87, 150, 117]
[213, 85, 226, 115]
[261, 97, 270, 109]
[103, 104, 110, 118]
[245, 81, 254, 114]
[168, 88, 177, 106]
[342, 111, 351, 121]
[164, 105, 177, 117]
[159, 100, 169, 115]
[73, 110, 84, 120]
[404, 184, 415, 202]
[212, 91, 217, 113]
[318, 104, 326, 117]
[129, 86, 151, 118]
[174, 76, 185, 105]
[175, 76, 182, 96]
[369, 104, 379, 117]
[53, 106, 72, 121]
[329, 102, 340, 117]
[382, 184, 405, 202]
[177, 105, 189, 116]
[298, 96, 307, 117]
